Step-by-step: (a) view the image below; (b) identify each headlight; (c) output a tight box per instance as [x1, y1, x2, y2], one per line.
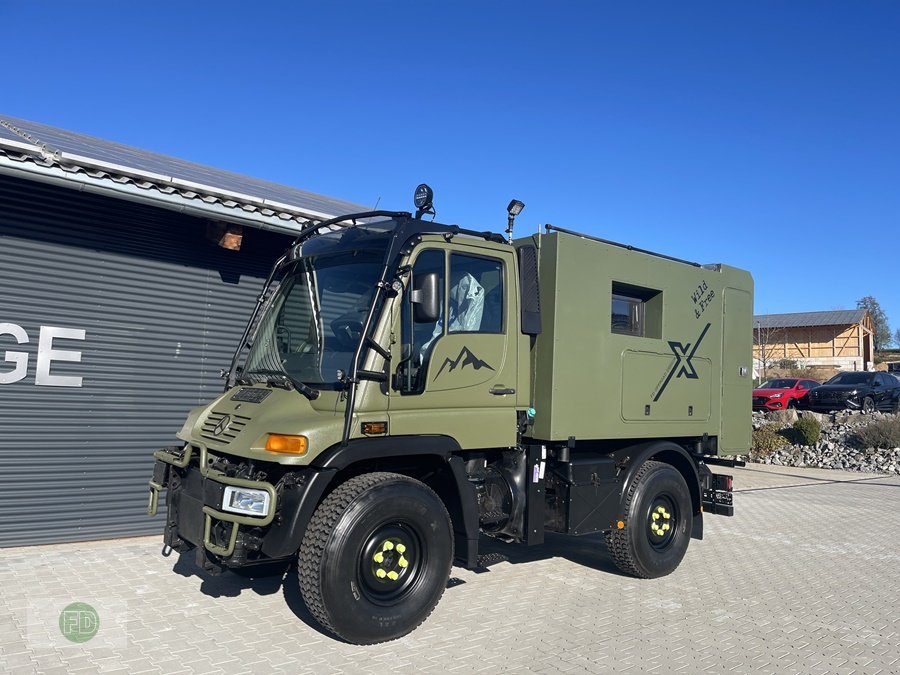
[221, 486, 270, 516]
[771, 393, 783, 399]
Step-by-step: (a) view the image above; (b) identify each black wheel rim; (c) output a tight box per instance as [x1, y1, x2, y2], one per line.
[646, 495, 678, 550]
[864, 398, 874, 413]
[358, 522, 423, 605]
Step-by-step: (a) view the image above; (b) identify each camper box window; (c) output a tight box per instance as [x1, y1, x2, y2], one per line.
[611, 282, 662, 338]
[611, 293, 644, 336]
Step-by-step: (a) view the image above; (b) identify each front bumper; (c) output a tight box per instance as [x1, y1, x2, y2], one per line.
[752, 397, 785, 410]
[148, 445, 276, 560]
[807, 397, 858, 412]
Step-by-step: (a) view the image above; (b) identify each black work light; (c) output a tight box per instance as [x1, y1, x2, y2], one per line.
[414, 184, 434, 218]
[506, 198, 525, 242]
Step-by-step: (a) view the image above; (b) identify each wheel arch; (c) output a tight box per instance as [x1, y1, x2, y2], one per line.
[299, 435, 479, 568]
[617, 440, 703, 539]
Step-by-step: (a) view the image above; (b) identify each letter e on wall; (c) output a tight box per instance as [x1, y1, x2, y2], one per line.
[36, 326, 86, 387]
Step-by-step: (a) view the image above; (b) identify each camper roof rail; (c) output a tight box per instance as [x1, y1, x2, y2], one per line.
[543, 224, 701, 268]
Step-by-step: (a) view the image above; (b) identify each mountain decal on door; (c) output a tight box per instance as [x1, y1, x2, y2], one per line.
[434, 347, 495, 380]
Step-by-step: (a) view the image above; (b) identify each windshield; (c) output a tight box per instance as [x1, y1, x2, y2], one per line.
[759, 379, 797, 389]
[242, 246, 386, 387]
[826, 372, 872, 386]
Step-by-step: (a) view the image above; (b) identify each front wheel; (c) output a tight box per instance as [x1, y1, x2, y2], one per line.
[298, 472, 453, 644]
[862, 396, 875, 414]
[606, 460, 693, 579]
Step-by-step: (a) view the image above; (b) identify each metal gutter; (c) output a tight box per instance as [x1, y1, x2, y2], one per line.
[0, 149, 317, 235]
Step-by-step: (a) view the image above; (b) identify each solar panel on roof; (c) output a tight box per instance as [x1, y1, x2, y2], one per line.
[0, 114, 366, 219]
[753, 310, 867, 328]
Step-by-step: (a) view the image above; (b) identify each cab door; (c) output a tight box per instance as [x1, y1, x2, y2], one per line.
[387, 243, 519, 449]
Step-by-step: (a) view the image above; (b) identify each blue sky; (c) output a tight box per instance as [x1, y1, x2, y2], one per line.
[3, 1, 899, 338]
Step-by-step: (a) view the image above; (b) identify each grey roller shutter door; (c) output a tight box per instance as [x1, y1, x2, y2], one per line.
[0, 175, 289, 546]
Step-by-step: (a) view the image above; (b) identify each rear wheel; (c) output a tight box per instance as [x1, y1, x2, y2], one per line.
[298, 472, 453, 644]
[606, 460, 693, 579]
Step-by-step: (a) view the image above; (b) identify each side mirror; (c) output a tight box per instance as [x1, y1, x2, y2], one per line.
[411, 272, 440, 323]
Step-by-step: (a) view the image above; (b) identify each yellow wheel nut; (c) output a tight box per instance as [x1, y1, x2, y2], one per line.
[396, 543, 406, 554]
[663, 511, 670, 520]
[662, 523, 670, 531]
[383, 541, 394, 551]
[652, 513, 659, 521]
[376, 569, 387, 579]
[374, 552, 384, 564]
[387, 571, 399, 581]
[398, 556, 409, 568]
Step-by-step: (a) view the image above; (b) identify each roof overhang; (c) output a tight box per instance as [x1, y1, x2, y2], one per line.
[0, 137, 349, 236]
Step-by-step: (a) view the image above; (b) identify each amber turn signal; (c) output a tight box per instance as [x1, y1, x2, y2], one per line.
[265, 434, 308, 455]
[361, 421, 388, 435]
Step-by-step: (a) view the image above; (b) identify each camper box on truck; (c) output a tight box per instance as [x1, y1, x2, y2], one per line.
[521, 227, 753, 454]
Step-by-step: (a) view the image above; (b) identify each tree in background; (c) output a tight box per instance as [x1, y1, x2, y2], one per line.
[894, 328, 900, 348]
[754, 322, 784, 381]
[857, 296, 891, 350]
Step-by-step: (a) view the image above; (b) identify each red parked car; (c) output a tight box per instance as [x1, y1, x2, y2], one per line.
[752, 378, 820, 411]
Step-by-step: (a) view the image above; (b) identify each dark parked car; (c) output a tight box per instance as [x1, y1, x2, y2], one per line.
[752, 378, 820, 411]
[807, 371, 900, 413]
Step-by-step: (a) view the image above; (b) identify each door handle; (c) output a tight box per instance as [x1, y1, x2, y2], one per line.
[489, 386, 515, 396]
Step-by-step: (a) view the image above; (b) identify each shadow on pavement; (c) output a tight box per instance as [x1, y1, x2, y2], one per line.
[171, 552, 286, 598]
[736, 467, 900, 493]
[169, 528, 623, 612]
[460, 531, 622, 578]
[169, 552, 345, 639]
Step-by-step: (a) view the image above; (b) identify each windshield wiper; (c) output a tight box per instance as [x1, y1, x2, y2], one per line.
[244, 369, 320, 400]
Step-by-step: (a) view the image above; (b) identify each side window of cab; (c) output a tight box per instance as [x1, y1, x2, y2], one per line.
[447, 253, 504, 335]
[395, 250, 505, 395]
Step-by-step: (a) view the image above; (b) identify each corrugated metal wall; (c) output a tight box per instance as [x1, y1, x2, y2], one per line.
[0, 174, 290, 546]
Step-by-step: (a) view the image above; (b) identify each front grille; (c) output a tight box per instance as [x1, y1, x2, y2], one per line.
[818, 391, 848, 402]
[200, 411, 252, 445]
[753, 397, 767, 406]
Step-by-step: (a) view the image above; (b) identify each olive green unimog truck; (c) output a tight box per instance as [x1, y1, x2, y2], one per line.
[148, 185, 753, 644]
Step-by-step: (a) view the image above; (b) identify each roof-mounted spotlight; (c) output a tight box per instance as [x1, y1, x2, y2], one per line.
[414, 183, 436, 220]
[506, 199, 525, 243]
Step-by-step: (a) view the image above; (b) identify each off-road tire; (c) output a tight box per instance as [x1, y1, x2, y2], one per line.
[605, 460, 692, 579]
[862, 396, 875, 414]
[298, 472, 453, 644]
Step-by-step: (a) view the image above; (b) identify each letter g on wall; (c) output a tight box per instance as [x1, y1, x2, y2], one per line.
[0, 322, 28, 384]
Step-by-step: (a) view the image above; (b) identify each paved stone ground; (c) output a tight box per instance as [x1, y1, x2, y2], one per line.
[2, 464, 900, 674]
